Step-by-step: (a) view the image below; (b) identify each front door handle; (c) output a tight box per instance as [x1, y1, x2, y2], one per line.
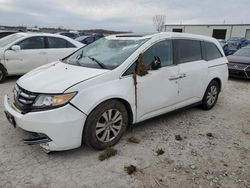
[168, 75, 180, 80]
[179, 73, 186, 78]
[39, 52, 47, 55]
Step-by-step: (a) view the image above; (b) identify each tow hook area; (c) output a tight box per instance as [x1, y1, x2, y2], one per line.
[23, 132, 52, 145]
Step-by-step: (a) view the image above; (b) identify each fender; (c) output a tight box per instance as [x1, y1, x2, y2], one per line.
[67, 76, 137, 124]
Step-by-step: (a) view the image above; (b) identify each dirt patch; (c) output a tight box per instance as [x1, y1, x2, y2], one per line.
[127, 136, 140, 144]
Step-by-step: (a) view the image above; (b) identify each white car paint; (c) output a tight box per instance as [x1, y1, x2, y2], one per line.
[0, 32, 84, 75]
[18, 61, 109, 93]
[4, 32, 228, 151]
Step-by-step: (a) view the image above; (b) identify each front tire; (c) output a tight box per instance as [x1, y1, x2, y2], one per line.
[83, 100, 128, 150]
[201, 80, 220, 110]
[0, 65, 7, 83]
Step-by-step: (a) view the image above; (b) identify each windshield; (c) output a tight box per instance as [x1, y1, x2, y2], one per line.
[234, 48, 250, 57]
[63, 37, 149, 69]
[0, 33, 24, 48]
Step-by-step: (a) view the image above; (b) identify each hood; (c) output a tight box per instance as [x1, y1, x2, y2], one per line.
[17, 61, 109, 93]
[227, 55, 250, 64]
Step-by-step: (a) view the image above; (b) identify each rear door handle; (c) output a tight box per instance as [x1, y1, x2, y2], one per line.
[39, 52, 47, 55]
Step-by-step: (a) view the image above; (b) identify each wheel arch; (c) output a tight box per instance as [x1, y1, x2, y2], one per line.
[0, 63, 7, 74]
[210, 77, 222, 92]
[86, 97, 134, 126]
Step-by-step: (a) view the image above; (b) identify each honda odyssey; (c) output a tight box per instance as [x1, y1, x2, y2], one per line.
[4, 32, 228, 152]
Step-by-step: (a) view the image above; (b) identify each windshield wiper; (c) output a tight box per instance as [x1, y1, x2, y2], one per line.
[88, 56, 107, 69]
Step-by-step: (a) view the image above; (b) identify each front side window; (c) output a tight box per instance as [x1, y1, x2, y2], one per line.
[143, 40, 173, 67]
[64, 38, 149, 69]
[175, 39, 202, 63]
[205, 42, 223, 60]
[18, 37, 45, 50]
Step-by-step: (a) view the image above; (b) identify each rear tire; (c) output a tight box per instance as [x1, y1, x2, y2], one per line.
[201, 80, 220, 110]
[83, 100, 128, 150]
[0, 65, 7, 83]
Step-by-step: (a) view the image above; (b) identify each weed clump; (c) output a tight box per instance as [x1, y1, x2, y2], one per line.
[206, 133, 214, 138]
[124, 165, 137, 175]
[98, 148, 118, 161]
[135, 53, 149, 76]
[156, 148, 165, 156]
[175, 135, 183, 141]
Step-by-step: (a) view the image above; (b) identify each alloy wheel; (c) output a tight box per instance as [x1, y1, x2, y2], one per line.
[206, 85, 218, 106]
[0, 70, 3, 81]
[95, 109, 123, 143]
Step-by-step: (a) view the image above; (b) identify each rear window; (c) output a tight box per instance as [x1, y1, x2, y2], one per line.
[175, 39, 202, 63]
[47, 37, 76, 48]
[204, 42, 223, 61]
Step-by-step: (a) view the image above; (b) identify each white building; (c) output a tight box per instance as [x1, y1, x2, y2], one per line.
[164, 24, 250, 40]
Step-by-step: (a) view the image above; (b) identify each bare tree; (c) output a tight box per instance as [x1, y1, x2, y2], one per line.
[153, 15, 166, 32]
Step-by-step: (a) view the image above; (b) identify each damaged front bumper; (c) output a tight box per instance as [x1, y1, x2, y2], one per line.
[3, 95, 87, 152]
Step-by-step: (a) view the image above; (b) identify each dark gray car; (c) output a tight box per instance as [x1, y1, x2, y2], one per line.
[227, 46, 250, 79]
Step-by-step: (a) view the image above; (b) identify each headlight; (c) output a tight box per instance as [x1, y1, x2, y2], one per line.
[33, 92, 77, 109]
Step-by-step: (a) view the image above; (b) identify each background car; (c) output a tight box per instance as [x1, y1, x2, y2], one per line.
[225, 37, 250, 56]
[92, 33, 104, 40]
[0, 31, 18, 39]
[75, 33, 104, 45]
[0, 32, 83, 82]
[57, 32, 80, 39]
[227, 46, 250, 79]
[218, 39, 230, 56]
[227, 37, 249, 48]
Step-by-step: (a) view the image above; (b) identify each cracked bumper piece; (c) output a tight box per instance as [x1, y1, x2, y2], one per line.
[4, 95, 87, 151]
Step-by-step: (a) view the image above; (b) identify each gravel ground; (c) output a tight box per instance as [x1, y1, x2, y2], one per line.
[0, 77, 249, 188]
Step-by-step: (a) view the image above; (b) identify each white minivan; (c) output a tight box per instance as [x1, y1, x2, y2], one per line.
[4, 32, 228, 152]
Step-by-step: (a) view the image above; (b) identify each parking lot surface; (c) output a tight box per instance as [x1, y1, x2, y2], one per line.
[0, 77, 249, 188]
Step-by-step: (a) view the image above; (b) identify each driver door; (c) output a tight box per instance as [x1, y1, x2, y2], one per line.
[4, 36, 48, 74]
[136, 40, 180, 122]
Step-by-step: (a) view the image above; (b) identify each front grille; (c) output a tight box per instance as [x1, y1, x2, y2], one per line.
[13, 85, 37, 113]
[228, 62, 249, 70]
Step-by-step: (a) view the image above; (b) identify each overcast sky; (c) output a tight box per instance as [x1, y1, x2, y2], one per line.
[0, 0, 249, 32]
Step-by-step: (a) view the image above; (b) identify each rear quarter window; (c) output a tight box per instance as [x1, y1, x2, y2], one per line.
[204, 42, 223, 61]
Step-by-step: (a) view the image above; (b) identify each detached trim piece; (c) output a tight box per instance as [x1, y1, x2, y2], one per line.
[23, 133, 52, 145]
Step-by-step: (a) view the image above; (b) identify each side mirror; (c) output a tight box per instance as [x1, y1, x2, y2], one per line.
[151, 56, 161, 70]
[11, 45, 21, 51]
